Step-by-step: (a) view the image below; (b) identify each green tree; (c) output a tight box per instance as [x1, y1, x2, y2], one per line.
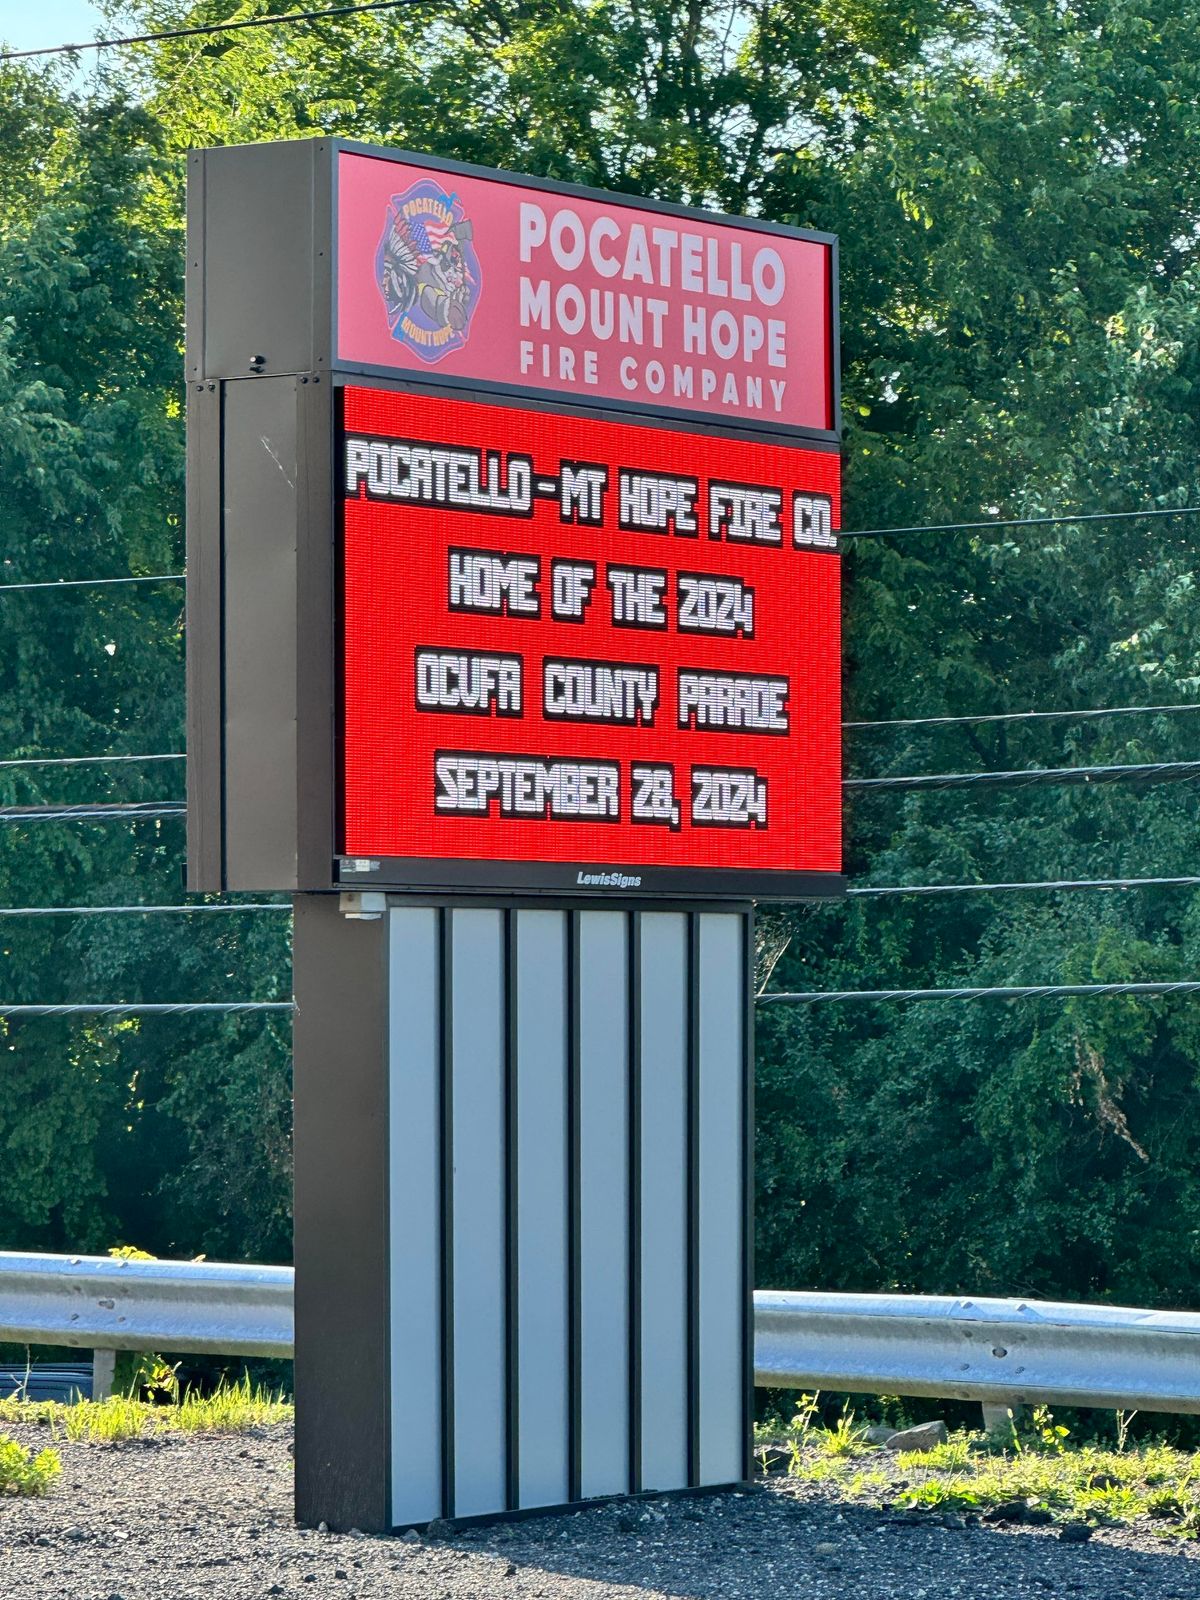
[1, 0, 1197, 1304]
[758, 0, 1200, 1304]
[0, 81, 291, 1260]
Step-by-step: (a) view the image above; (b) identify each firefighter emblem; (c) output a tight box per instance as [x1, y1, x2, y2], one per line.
[375, 179, 480, 362]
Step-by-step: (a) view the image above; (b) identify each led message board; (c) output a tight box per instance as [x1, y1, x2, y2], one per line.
[339, 385, 842, 897]
[336, 151, 837, 437]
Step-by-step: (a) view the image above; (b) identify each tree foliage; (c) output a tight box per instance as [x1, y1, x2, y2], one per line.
[0, 0, 1196, 1299]
[0, 83, 291, 1259]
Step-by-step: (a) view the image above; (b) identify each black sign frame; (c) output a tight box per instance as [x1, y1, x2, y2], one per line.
[185, 140, 844, 901]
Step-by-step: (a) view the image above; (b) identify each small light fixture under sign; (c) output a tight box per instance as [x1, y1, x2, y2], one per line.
[339, 891, 386, 921]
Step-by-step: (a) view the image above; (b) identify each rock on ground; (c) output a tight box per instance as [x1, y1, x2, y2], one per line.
[883, 1420, 950, 1452]
[0, 1421, 1199, 1598]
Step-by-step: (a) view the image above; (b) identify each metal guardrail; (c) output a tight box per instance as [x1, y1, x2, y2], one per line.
[0, 1252, 293, 1359]
[755, 1291, 1200, 1415]
[2, 1253, 1199, 1415]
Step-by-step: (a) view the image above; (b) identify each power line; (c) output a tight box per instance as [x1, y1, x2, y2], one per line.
[2, 706, 1194, 765]
[2, 705, 1192, 771]
[7, 986, 1196, 1015]
[841, 504, 1200, 540]
[0, 903, 288, 917]
[1, 504, 1194, 590]
[0, 802, 184, 822]
[0, 1002, 292, 1018]
[845, 702, 1200, 732]
[1, 701, 1191, 775]
[759, 980, 1200, 1005]
[848, 874, 1200, 898]
[0, 0, 416, 62]
[0, 754, 183, 770]
[846, 759, 1200, 792]
[0, 704, 1192, 774]
[0, 574, 183, 594]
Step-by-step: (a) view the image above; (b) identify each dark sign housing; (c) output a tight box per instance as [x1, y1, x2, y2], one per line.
[186, 139, 843, 898]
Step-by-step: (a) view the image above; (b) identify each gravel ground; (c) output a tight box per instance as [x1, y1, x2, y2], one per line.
[2, 1422, 1200, 1599]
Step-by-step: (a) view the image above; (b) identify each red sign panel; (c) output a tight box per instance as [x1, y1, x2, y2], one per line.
[340, 385, 842, 894]
[336, 152, 835, 436]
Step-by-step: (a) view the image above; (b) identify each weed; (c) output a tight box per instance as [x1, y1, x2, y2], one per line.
[0, 1436, 61, 1496]
[1114, 1409, 1138, 1453]
[3, 1376, 291, 1443]
[900, 1439, 972, 1473]
[895, 1478, 982, 1513]
[174, 1375, 290, 1433]
[790, 1392, 821, 1438]
[778, 1424, 1200, 1539]
[846, 1470, 890, 1497]
[817, 1408, 869, 1458]
[1146, 1489, 1191, 1520]
[61, 1396, 147, 1443]
[789, 1454, 853, 1485]
[1022, 1405, 1070, 1454]
[1075, 1484, 1145, 1521]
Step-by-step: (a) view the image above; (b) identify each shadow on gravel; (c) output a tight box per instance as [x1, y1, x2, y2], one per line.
[447, 1489, 1200, 1599]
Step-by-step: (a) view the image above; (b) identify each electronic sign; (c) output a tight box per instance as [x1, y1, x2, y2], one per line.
[185, 138, 842, 898]
[339, 385, 842, 897]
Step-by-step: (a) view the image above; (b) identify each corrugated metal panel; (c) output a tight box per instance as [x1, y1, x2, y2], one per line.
[638, 912, 689, 1492]
[576, 911, 631, 1499]
[388, 907, 442, 1525]
[514, 910, 570, 1508]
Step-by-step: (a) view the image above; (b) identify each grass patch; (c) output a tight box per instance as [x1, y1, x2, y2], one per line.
[894, 1477, 984, 1513]
[790, 1454, 855, 1486]
[0, 1436, 61, 1496]
[901, 1439, 973, 1473]
[0, 1376, 292, 1443]
[816, 1410, 870, 1458]
[758, 1407, 1200, 1539]
[173, 1375, 293, 1433]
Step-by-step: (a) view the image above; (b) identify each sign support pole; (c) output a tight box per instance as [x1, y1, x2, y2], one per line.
[293, 894, 753, 1531]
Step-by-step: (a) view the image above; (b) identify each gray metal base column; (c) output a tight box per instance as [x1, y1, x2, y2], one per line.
[294, 895, 752, 1532]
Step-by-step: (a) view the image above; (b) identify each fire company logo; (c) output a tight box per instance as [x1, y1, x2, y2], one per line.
[375, 179, 480, 363]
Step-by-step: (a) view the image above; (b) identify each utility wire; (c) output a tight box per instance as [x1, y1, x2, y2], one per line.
[4, 987, 1196, 1014]
[0, 1002, 292, 1018]
[4, 766, 1194, 820]
[759, 980, 1200, 1005]
[0, 0, 415, 61]
[0, 802, 184, 822]
[0, 903, 289, 917]
[848, 874, 1200, 898]
[846, 759, 1200, 792]
[5, 766, 1193, 819]
[4, 701, 1196, 762]
[0, 505, 1194, 586]
[0, 754, 183, 770]
[0, 503, 1193, 588]
[0, 574, 183, 593]
[3, 704, 1193, 770]
[841, 504, 1200, 540]
[845, 702, 1200, 731]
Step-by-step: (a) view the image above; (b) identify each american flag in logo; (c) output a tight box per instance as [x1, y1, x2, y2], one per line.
[406, 196, 458, 256]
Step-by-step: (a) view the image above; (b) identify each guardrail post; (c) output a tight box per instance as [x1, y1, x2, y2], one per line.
[92, 1348, 116, 1401]
[981, 1402, 1020, 1435]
